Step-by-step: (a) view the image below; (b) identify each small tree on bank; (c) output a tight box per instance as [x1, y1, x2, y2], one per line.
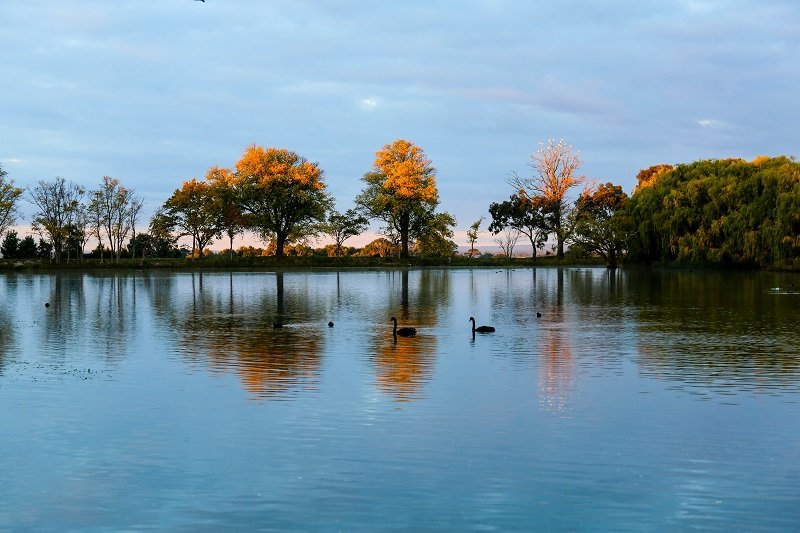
[0, 164, 24, 244]
[322, 208, 369, 257]
[488, 193, 550, 260]
[466, 217, 484, 258]
[28, 177, 85, 263]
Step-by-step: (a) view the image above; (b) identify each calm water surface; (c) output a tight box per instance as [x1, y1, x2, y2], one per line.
[0, 268, 798, 531]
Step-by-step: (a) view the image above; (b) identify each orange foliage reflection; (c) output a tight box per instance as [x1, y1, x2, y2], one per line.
[538, 315, 574, 415]
[371, 333, 436, 402]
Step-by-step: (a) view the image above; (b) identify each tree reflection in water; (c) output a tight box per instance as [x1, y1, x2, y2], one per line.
[166, 271, 324, 400]
[538, 308, 575, 415]
[365, 269, 449, 402]
[632, 271, 800, 394]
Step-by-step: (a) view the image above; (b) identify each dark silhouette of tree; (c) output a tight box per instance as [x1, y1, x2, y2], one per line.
[27, 177, 85, 263]
[488, 193, 550, 260]
[570, 182, 632, 268]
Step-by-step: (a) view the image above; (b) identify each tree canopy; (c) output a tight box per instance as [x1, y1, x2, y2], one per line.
[356, 139, 448, 258]
[488, 193, 550, 260]
[509, 139, 585, 258]
[0, 164, 24, 245]
[626, 156, 800, 268]
[571, 182, 632, 268]
[232, 145, 332, 258]
[163, 178, 224, 258]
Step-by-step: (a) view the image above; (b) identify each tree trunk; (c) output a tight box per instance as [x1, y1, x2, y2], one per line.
[275, 233, 286, 259]
[399, 212, 410, 258]
[526, 235, 538, 262]
[607, 247, 618, 269]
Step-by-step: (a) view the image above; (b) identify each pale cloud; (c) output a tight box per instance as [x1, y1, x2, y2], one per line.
[0, 0, 798, 234]
[697, 119, 729, 129]
[360, 97, 379, 110]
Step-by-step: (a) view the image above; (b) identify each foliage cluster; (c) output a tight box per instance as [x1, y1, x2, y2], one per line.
[626, 157, 800, 268]
[2, 147, 798, 271]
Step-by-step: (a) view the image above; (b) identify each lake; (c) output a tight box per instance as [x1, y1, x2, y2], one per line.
[0, 267, 798, 531]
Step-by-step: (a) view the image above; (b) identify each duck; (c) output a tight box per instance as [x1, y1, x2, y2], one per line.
[390, 317, 416, 337]
[328, 321, 334, 327]
[469, 317, 495, 333]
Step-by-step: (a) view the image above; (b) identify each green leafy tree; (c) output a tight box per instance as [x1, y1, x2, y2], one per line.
[36, 238, 52, 260]
[488, 193, 550, 260]
[570, 182, 632, 268]
[128, 233, 154, 264]
[627, 156, 800, 267]
[466, 217, 484, 258]
[206, 166, 246, 259]
[146, 208, 181, 258]
[163, 178, 223, 259]
[0, 164, 24, 243]
[1, 230, 20, 259]
[416, 212, 458, 258]
[356, 139, 442, 258]
[18, 235, 38, 259]
[322, 208, 369, 257]
[233, 145, 332, 258]
[356, 238, 398, 257]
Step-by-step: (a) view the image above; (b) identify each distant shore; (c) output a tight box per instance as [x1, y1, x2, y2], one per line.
[1, 255, 796, 271]
[0, 255, 607, 271]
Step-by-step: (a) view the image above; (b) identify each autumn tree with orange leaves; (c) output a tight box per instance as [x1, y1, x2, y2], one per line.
[163, 178, 224, 258]
[509, 139, 585, 258]
[356, 139, 450, 258]
[231, 145, 332, 258]
[205, 165, 246, 259]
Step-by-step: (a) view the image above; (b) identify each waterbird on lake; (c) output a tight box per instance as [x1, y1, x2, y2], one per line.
[390, 317, 416, 337]
[536, 312, 542, 318]
[273, 322, 283, 329]
[328, 321, 334, 327]
[469, 317, 495, 333]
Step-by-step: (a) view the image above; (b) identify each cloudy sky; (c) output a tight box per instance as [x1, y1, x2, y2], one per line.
[2, 0, 798, 246]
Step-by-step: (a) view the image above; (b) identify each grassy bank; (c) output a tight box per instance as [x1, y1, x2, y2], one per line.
[0, 254, 609, 271]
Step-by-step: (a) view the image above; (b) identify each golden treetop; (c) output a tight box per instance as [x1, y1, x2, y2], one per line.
[235, 145, 325, 190]
[374, 139, 438, 202]
[205, 165, 235, 187]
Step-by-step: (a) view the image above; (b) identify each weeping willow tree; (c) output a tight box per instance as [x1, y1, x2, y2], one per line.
[626, 156, 800, 268]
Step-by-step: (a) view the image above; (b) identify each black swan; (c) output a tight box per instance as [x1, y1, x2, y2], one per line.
[469, 317, 495, 333]
[390, 317, 416, 337]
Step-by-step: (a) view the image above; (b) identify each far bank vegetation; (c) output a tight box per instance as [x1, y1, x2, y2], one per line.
[1, 142, 798, 270]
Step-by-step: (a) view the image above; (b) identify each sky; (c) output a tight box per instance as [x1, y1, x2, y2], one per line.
[2, 0, 798, 248]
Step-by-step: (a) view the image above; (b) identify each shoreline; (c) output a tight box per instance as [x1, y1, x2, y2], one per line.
[1, 256, 796, 272]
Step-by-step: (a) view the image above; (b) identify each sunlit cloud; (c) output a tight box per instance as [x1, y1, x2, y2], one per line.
[360, 97, 379, 110]
[697, 118, 728, 129]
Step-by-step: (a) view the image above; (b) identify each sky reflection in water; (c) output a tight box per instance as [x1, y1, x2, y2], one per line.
[0, 268, 798, 530]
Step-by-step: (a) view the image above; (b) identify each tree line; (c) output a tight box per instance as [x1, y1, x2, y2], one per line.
[1, 140, 797, 269]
